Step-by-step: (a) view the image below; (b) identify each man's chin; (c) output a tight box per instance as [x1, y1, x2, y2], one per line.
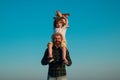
[56, 42, 61, 45]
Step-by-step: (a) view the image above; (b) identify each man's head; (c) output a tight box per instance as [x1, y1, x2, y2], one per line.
[52, 33, 63, 46]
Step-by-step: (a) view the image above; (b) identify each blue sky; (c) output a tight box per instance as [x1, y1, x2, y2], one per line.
[0, 0, 120, 80]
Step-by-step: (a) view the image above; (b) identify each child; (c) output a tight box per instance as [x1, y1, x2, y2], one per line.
[48, 11, 70, 64]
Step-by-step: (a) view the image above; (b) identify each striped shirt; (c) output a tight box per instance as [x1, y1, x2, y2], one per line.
[41, 46, 72, 77]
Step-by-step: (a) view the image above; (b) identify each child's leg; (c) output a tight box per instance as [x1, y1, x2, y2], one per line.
[61, 41, 68, 63]
[61, 46, 67, 60]
[47, 42, 54, 63]
[48, 43, 53, 58]
[61, 46, 68, 64]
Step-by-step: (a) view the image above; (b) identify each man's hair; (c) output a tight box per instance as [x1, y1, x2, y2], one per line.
[52, 32, 63, 41]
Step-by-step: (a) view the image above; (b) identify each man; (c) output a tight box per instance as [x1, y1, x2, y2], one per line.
[41, 33, 72, 80]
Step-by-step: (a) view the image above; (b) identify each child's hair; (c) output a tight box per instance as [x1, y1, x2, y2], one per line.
[53, 17, 66, 28]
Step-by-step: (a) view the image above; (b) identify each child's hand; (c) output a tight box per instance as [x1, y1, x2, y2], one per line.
[61, 16, 68, 27]
[56, 11, 62, 17]
[61, 18, 66, 24]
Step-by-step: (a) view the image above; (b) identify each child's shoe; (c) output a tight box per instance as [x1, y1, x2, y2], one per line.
[48, 57, 54, 63]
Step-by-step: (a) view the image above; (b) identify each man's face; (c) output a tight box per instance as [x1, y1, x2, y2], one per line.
[53, 35, 62, 45]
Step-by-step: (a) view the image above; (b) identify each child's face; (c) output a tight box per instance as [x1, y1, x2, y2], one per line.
[56, 20, 63, 28]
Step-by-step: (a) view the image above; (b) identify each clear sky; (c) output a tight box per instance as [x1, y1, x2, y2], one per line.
[0, 0, 120, 80]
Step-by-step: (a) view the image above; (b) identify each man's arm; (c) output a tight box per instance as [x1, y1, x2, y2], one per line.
[41, 49, 49, 65]
[66, 49, 72, 66]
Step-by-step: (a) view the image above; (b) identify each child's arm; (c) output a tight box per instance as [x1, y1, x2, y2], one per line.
[62, 16, 69, 28]
[56, 11, 63, 17]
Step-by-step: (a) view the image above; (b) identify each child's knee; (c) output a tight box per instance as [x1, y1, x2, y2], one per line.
[61, 46, 66, 50]
[47, 42, 53, 47]
[61, 43, 66, 48]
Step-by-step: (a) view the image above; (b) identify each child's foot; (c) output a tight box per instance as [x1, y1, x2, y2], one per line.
[48, 57, 54, 63]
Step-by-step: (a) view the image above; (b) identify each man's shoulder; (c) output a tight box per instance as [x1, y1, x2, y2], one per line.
[66, 48, 70, 53]
[44, 48, 49, 53]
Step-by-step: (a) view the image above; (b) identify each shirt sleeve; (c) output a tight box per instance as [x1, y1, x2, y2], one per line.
[54, 28, 59, 33]
[62, 25, 68, 29]
[41, 49, 49, 65]
[66, 49, 72, 66]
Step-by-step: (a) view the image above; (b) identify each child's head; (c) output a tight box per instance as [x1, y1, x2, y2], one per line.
[53, 17, 67, 28]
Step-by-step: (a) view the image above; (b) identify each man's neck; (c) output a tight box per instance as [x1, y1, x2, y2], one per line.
[55, 44, 60, 48]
